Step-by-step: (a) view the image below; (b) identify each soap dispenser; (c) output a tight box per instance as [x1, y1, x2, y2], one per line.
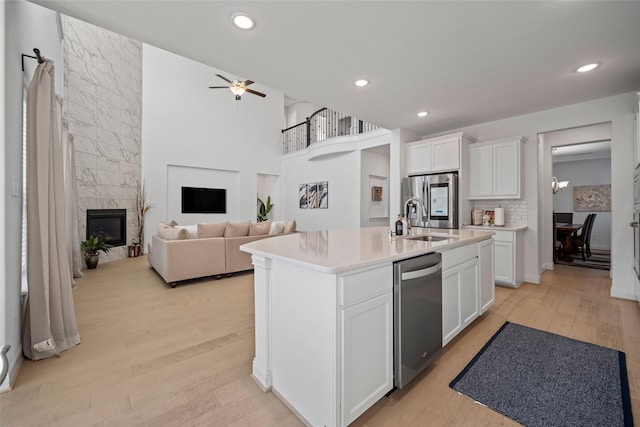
[395, 214, 404, 236]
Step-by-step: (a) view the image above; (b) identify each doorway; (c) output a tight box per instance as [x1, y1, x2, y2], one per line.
[538, 122, 612, 273]
[552, 141, 612, 270]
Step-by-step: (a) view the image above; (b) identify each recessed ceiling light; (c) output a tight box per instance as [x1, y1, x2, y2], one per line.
[232, 12, 255, 30]
[417, 111, 429, 117]
[354, 79, 369, 87]
[576, 63, 599, 73]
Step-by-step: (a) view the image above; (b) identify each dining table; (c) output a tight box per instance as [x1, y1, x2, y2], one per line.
[556, 223, 584, 256]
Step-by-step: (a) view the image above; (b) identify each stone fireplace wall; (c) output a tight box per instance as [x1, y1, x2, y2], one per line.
[63, 16, 142, 263]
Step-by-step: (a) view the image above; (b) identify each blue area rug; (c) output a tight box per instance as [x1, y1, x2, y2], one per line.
[450, 322, 633, 427]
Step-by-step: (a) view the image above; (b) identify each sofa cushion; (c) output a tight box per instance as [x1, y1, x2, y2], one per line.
[197, 221, 228, 238]
[283, 220, 297, 234]
[249, 220, 271, 236]
[269, 221, 285, 235]
[225, 221, 250, 237]
[175, 225, 197, 239]
[158, 226, 189, 240]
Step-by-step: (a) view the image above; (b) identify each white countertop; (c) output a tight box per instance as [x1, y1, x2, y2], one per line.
[241, 226, 494, 274]
[462, 224, 528, 232]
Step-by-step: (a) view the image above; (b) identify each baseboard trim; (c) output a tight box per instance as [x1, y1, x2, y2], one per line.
[0, 353, 23, 393]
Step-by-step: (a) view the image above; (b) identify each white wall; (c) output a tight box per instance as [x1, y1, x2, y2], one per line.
[281, 150, 361, 231]
[553, 158, 612, 250]
[420, 91, 637, 300]
[141, 44, 284, 242]
[280, 130, 392, 231]
[2, 0, 64, 391]
[361, 148, 390, 227]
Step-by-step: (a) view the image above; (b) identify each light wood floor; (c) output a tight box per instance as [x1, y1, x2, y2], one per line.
[1, 257, 638, 426]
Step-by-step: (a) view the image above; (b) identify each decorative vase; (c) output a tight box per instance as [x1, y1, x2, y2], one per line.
[134, 244, 141, 257]
[85, 252, 100, 269]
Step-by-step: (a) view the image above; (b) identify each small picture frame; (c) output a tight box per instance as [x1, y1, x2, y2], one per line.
[319, 181, 328, 209]
[299, 184, 308, 209]
[372, 186, 383, 201]
[308, 183, 319, 209]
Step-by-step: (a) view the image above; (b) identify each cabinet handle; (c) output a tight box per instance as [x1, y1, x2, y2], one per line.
[401, 263, 442, 280]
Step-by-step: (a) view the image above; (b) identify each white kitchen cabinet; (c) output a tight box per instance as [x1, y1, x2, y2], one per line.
[468, 144, 492, 196]
[440, 244, 479, 346]
[468, 137, 523, 199]
[405, 132, 476, 175]
[492, 229, 525, 287]
[478, 238, 495, 313]
[341, 292, 393, 426]
[339, 265, 393, 426]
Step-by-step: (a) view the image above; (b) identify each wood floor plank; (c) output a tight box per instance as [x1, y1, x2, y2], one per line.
[1, 257, 637, 426]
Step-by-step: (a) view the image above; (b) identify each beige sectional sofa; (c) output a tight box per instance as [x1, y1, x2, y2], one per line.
[148, 219, 295, 287]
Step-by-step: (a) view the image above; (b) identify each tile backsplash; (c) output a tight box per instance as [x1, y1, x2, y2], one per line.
[470, 200, 528, 227]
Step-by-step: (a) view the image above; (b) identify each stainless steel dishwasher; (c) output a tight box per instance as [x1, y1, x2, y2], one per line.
[393, 252, 442, 389]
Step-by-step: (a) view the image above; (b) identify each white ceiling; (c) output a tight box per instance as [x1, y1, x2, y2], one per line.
[552, 140, 611, 162]
[30, 1, 640, 137]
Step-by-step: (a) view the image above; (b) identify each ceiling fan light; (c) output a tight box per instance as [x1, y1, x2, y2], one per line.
[232, 13, 254, 30]
[230, 85, 246, 96]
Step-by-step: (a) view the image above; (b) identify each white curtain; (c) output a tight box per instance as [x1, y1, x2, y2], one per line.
[62, 118, 83, 279]
[23, 60, 80, 361]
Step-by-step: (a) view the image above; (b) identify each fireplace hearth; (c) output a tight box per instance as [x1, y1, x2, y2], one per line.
[86, 209, 126, 247]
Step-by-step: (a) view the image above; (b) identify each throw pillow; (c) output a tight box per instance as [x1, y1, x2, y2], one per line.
[224, 221, 251, 237]
[174, 225, 197, 239]
[269, 221, 285, 235]
[249, 220, 271, 236]
[283, 220, 297, 234]
[158, 226, 189, 240]
[157, 220, 179, 234]
[197, 221, 228, 238]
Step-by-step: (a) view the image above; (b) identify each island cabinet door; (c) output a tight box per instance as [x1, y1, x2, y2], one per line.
[478, 239, 495, 314]
[442, 258, 479, 346]
[340, 292, 393, 426]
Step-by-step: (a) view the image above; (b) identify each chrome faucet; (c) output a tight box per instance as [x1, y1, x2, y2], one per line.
[404, 197, 428, 233]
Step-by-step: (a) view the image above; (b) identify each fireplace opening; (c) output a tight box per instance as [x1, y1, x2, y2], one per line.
[86, 209, 126, 247]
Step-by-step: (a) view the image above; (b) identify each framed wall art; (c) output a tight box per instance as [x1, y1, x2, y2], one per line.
[299, 184, 308, 209]
[573, 184, 611, 212]
[299, 181, 328, 209]
[307, 182, 319, 209]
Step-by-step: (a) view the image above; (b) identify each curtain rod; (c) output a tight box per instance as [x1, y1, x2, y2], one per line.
[21, 48, 45, 71]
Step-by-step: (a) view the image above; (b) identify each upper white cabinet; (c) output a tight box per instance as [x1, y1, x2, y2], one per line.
[405, 132, 476, 175]
[468, 136, 524, 199]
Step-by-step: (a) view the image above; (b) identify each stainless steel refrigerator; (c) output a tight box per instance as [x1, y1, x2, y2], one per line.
[401, 173, 458, 229]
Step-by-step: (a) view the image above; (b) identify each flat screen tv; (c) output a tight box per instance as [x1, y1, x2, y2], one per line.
[181, 187, 226, 214]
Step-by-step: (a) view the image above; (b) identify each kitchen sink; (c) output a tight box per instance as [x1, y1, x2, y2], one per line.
[407, 235, 451, 242]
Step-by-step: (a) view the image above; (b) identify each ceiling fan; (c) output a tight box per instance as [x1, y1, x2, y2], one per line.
[209, 74, 266, 101]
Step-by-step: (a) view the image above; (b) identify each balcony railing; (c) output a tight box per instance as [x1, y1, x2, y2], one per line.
[282, 107, 380, 154]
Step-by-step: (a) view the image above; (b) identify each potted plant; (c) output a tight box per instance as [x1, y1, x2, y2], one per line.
[257, 196, 273, 222]
[81, 235, 111, 269]
[135, 180, 152, 251]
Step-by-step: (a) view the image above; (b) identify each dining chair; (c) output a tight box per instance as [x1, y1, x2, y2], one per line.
[554, 212, 573, 224]
[570, 214, 596, 261]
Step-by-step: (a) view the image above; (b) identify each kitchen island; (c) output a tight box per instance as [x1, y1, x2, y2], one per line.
[241, 227, 494, 427]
